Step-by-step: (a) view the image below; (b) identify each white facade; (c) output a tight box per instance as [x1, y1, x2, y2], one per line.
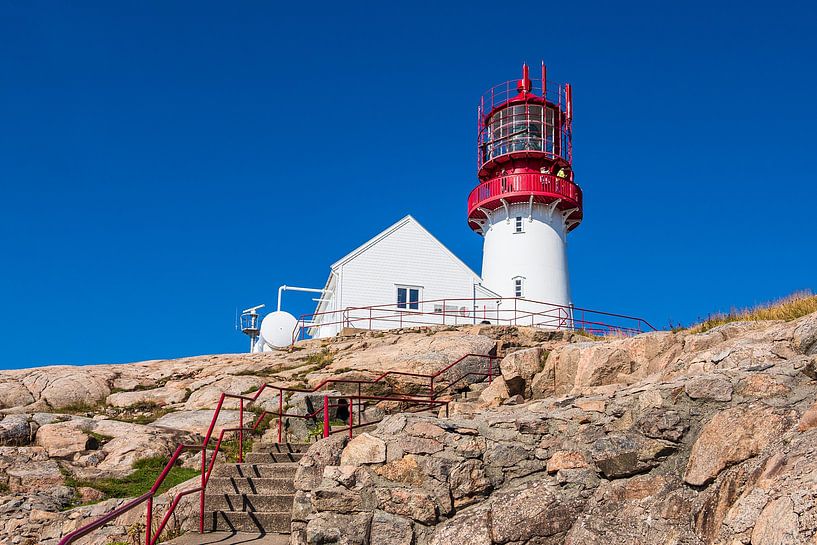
[311, 216, 485, 338]
[480, 201, 574, 309]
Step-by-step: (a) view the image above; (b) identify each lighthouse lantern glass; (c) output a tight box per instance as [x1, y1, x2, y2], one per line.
[484, 103, 560, 162]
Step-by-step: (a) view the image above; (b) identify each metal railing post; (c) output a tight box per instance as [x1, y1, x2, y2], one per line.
[238, 399, 244, 464]
[277, 389, 283, 444]
[145, 497, 153, 545]
[199, 444, 205, 533]
[348, 397, 354, 439]
[323, 395, 330, 439]
[488, 357, 493, 383]
[429, 376, 435, 409]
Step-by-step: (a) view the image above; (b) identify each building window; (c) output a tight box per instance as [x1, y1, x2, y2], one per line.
[513, 277, 525, 298]
[397, 286, 421, 310]
[514, 216, 524, 233]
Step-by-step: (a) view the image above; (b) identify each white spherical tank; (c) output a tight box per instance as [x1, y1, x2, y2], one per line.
[259, 311, 299, 349]
[480, 202, 572, 307]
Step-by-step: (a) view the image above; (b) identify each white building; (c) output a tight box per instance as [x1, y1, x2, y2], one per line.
[309, 215, 498, 338]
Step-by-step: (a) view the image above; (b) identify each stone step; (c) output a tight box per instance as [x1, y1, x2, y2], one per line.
[160, 531, 289, 545]
[244, 451, 304, 464]
[205, 493, 295, 512]
[252, 442, 312, 453]
[207, 477, 296, 495]
[211, 462, 299, 479]
[207, 511, 292, 533]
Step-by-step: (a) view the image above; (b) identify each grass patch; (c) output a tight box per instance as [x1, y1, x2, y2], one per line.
[218, 436, 255, 462]
[0, 481, 9, 494]
[111, 401, 173, 425]
[307, 419, 347, 440]
[305, 348, 334, 369]
[51, 401, 102, 415]
[573, 328, 604, 340]
[65, 457, 199, 501]
[87, 431, 114, 446]
[292, 348, 335, 379]
[689, 290, 817, 333]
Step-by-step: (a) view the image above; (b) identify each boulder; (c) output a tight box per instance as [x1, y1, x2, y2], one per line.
[684, 405, 793, 486]
[500, 347, 546, 396]
[340, 433, 386, 465]
[793, 313, 817, 355]
[547, 450, 589, 473]
[736, 374, 791, 398]
[0, 414, 35, 446]
[797, 400, 817, 432]
[375, 455, 426, 486]
[684, 375, 733, 402]
[294, 434, 349, 491]
[0, 381, 35, 409]
[375, 487, 438, 523]
[6, 460, 64, 492]
[429, 506, 492, 545]
[369, 510, 413, 545]
[635, 408, 687, 442]
[149, 409, 242, 435]
[35, 421, 95, 458]
[478, 377, 510, 406]
[448, 459, 491, 501]
[490, 480, 585, 543]
[751, 496, 799, 545]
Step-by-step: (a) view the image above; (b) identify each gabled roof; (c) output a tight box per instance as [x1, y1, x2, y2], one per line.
[330, 215, 480, 279]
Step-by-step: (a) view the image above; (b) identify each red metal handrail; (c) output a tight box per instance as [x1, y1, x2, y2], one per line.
[467, 173, 582, 218]
[296, 296, 656, 344]
[59, 351, 500, 545]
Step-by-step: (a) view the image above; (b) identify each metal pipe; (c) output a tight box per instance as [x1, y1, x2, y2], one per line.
[277, 285, 328, 312]
[277, 389, 284, 443]
[348, 397, 354, 439]
[238, 399, 244, 463]
[323, 395, 330, 438]
[145, 497, 153, 545]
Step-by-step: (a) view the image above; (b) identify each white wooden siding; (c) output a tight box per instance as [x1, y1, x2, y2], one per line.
[313, 217, 483, 335]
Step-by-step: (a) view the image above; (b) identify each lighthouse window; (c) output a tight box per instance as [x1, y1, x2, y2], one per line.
[513, 277, 525, 298]
[514, 216, 524, 233]
[396, 286, 421, 310]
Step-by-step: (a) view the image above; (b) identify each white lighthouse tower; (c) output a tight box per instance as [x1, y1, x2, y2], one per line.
[467, 63, 582, 312]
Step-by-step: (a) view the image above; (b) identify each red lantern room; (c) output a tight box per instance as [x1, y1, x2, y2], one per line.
[467, 63, 583, 235]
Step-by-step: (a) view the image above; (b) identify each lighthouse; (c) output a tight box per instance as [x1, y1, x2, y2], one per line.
[467, 63, 583, 311]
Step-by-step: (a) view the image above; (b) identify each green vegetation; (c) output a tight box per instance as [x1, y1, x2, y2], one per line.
[65, 456, 199, 502]
[307, 419, 346, 440]
[0, 481, 9, 494]
[111, 401, 173, 425]
[52, 401, 102, 416]
[86, 431, 114, 448]
[689, 291, 817, 333]
[573, 328, 604, 340]
[218, 436, 255, 462]
[292, 348, 335, 379]
[305, 348, 334, 369]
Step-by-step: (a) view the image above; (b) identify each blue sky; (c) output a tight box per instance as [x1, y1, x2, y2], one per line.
[1, 1, 814, 369]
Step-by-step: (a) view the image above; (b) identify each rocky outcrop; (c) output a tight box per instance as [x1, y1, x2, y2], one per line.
[2, 313, 817, 545]
[292, 312, 817, 545]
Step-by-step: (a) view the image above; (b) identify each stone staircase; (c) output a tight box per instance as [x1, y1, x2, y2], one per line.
[203, 442, 309, 535]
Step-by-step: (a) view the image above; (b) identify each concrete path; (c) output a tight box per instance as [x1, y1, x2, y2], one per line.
[161, 532, 289, 545]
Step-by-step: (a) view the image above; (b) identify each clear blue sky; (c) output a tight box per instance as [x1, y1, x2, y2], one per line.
[1, 1, 814, 369]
